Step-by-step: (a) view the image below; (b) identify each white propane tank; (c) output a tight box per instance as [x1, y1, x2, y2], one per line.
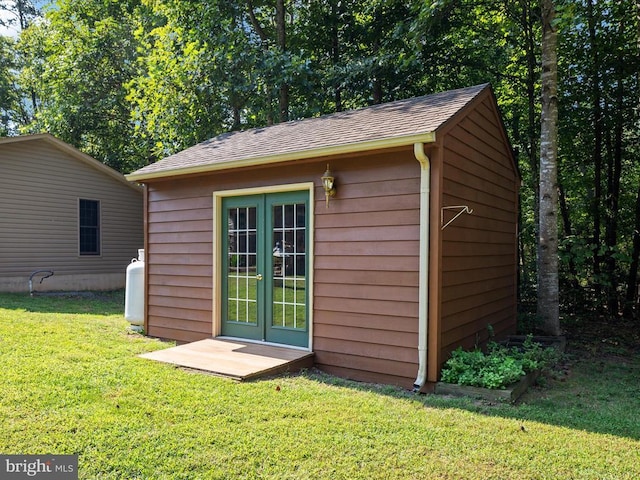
[125, 249, 145, 326]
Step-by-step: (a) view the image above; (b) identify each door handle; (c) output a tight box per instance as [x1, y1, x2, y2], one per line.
[256, 274, 263, 281]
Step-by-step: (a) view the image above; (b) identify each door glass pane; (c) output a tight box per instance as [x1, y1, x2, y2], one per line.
[227, 206, 258, 324]
[272, 202, 306, 330]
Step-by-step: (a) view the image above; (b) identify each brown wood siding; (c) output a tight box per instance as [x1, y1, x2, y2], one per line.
[144, 162, 322, 343]
[0, 139, 143, 286]
[439, 96, 518, 363]
[143, 152, 421, 386]
[146, 183, 214, 343]
[313, 152, 420, 387]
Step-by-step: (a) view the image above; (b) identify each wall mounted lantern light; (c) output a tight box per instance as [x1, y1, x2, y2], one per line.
[321, 164, 336, 208]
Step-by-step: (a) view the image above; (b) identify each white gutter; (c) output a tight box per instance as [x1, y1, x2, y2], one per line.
[413, 142, 430, 392]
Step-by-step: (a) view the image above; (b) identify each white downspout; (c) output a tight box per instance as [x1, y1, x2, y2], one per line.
[413, 142, 430, 392]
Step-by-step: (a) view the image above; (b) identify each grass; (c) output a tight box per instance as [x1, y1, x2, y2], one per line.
[1, 291, 639, 479]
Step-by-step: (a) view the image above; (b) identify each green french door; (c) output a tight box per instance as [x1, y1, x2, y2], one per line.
[221, 191, 309, 348]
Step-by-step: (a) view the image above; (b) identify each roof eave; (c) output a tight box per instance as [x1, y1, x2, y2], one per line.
[126, 131, 437, 182]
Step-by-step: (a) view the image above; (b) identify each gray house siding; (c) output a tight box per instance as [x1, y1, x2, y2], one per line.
[0, 135, 143, 292]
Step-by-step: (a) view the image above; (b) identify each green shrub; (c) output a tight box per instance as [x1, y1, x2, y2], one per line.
[440, 336, 560, 389]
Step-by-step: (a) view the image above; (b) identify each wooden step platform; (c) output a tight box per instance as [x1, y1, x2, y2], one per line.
[139, 338, 314, 381]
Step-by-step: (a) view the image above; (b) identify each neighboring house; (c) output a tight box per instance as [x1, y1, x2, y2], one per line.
[0, 134, 143, 293]
[126, 84, 519, 390]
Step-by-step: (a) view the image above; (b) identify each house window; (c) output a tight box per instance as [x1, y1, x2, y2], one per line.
[79, 199, 100, 255]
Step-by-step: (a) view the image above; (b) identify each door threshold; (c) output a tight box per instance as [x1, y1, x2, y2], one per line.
[216, 336, 311, 352]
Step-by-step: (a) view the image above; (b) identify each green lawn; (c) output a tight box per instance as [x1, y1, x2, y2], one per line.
[0, 292, 639, 479]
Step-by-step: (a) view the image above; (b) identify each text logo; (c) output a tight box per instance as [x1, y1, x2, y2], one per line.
[0, 455, 78, 480]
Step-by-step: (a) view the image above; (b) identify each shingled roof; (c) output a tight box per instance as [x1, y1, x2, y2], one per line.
[127, 83, 490, 181]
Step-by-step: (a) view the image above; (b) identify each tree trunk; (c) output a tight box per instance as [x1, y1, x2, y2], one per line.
[372, 36, 382, 104]
[587, 0, 603, 302]
[558, 179, 579, 284]
[330, 0, 342, 112]
[372, 79, 382, 104]
[624, 184, 640, 317]
[625, 0, 640, 317]
[18, 0, 29, 30]
[603, 18, 626, 316]
[246, 0, 277, 125]
[521, 1, 539, 299]
[246, 0, 269, 45]
[537, 0, 561, 335]
[276, 0, 289, 122]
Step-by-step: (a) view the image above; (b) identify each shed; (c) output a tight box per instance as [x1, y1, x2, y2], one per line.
[0, 133, 143, 293]
[127, 84, 519, 390]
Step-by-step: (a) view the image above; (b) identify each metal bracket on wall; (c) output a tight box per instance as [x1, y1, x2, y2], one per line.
[441, 205, 473, 230]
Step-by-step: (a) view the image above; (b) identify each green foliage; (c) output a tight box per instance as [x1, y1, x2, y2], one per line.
[441, 337, 560, 389]
[0, 36, 21, 135]
[519, 335, 562, 372]
[555, 0, 640, 315]
[17, 0, 147, 172]
[441, 347, 524, 389]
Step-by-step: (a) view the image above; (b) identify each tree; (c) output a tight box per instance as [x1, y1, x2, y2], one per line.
[537, 0, 560, 335]
[0, 1, 41, 120]
[126, 0, 230, 160]
[17, 0, 146, 172]
[0, 0, 39, 32]
[0, 36, 20, 135]
[556, 0, 640, 316]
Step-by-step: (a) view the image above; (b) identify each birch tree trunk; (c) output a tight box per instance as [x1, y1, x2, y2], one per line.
[537, 0, 561, 335]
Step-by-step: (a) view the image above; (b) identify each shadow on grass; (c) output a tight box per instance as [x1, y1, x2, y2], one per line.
[0, 290, 125, 316]
[300, 344, 640, 441]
